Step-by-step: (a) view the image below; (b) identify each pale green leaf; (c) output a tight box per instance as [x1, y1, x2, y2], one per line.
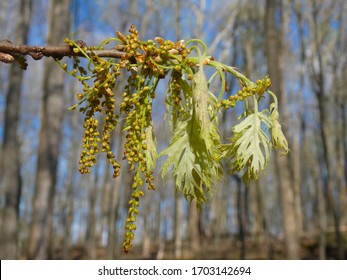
[160, 119, 189, 176]
[160, 115, 220, 205]
[160, 64, 223, 205]
[269, 103, 289, 155]
[160, 118, 207, 204]
[229, 111, 272, 180]
[191, 66, 221, 160]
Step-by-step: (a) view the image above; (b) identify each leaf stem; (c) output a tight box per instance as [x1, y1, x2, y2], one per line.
[267, 90, 278, 109]
[186, 39, 208, 58]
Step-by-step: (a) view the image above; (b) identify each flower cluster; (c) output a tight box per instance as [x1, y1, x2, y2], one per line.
[218, 76, 272, 109]
[119, 69, 159, 252]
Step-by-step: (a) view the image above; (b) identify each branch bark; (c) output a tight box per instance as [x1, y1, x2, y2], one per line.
[0, 40, 125, 64]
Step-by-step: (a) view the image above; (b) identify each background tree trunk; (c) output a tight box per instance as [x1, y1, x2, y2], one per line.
[85, 175, 98, 259]
[0, 0, 32, 260]
[27, 0, 70, 259]
[265, 0, 300, 259]
[236, 177, 247, 259]
[187, 201, 201, 257]
[62, 127, 79, 259]
[106, 143, 122, 259]
[308, 0, 344, 259]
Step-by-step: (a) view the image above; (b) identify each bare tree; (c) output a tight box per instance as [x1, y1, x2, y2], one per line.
[27, 0, 70, 259]
[85, 173, 99, 259]
[265, 0, 300, 259]
[235, 177, 247, 259]
[307, 0, 345, 259]
[62, 109, 80, 259]
[0, 0, 32, 260]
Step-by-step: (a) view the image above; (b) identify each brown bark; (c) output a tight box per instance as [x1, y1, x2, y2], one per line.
[174, 193, 183, 259]
[309, 0, 344, 259]
[304, 133, 327, 259]
[187, 202, 201, 256]
[156, 196, 167, 260]
[62, 126, 79, 258]
[0, 41, 125, 65]
[105, 177, 121, 259]
[141, 192, 153, 258]
[0, 0, 32, 260]
[251, 179, 266, 241]
[332, 1, 347, 240]
[235, 176, 247, 259]
[292, 1, 307, 236]
[207, 179, 227, 244]
[265, 0, 300, 259]
[27, 0, 70, 259]
[85, 175, 98, 259]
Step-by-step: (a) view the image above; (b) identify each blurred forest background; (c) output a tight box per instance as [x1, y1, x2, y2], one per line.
[1, 0, 347, 260]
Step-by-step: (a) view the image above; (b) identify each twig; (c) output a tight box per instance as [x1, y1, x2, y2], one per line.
[0, 39, 126, 64]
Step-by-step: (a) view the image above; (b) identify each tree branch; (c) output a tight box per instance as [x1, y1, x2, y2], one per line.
[0, 39, 126, 65]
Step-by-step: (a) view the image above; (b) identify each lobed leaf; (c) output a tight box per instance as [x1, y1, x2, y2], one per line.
[226, 111, 272, 181]
[160, 66, 223, 205]
[160, 117, 208, 205]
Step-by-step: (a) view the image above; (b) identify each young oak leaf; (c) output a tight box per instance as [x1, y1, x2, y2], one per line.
[269, 103, 289, 155]
[229, 111, 272, 180]
[160, 118, 208, 205]
[191, 64, 221, 159]
[160, 63, 222, 206]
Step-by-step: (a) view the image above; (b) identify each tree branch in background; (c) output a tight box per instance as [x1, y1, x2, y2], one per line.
[0, 39, 126, 69]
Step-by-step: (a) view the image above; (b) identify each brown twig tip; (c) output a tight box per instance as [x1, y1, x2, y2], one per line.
[0, 39, 126, 66]
[0, 52, 15, 63]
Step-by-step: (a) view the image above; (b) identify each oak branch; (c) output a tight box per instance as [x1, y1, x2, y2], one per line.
[0, 39, 126, 68]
